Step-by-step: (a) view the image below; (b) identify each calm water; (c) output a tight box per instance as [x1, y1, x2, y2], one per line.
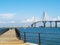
[0, 28, 9, 35]
[17, 27, 60, 45]
[0, 27, 60, 45]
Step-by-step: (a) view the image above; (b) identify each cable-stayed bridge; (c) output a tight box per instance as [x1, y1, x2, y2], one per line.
[31, 11, 60, 28]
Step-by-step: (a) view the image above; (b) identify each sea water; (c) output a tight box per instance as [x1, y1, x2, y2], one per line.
[0, 28, 9, 35]
[17, 27, 60, 45]
[0, 27, 60, 45]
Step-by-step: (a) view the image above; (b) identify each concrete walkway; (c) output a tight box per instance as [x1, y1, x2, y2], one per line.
[0, 28, 37, 45]
[0, 29, 25, 45]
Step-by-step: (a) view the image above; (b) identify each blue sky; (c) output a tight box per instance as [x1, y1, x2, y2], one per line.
[0, 0, 60, 27]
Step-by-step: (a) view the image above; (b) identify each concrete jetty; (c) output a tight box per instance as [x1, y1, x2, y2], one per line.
[0, 28, 25, 45]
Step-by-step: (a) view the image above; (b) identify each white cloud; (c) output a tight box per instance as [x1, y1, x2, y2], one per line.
[57, 16, 60, 20]
[0, 21, 16, 24]
[21, 16, 39, 23]
[0, 13, 16, 24]
[0, 21, 5, 24]
[21, 15, 60, 24]
[8, 21, 16, 24]
[0, 13, 15, 19]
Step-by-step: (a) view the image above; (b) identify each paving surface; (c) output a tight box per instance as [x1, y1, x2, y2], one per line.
[0, 29, 25, 45]
[0, 28, 37, 45]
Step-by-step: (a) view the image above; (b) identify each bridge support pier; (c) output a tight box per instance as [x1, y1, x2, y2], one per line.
[50, 21, 52, 28]
[43, 21, 46, 27]
[31, 23, 36, 27]
[34, 23, 36, 27]
[55, 21, 57, 28]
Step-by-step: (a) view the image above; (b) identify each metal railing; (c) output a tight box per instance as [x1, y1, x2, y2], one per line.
[19, 32, 60, 45]
[19, 32, 41, 45]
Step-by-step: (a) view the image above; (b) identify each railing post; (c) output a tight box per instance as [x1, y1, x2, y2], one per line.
[24, 32, 26, 43]
[15, 28, 21, 40]
[38, 33, 41, 45]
